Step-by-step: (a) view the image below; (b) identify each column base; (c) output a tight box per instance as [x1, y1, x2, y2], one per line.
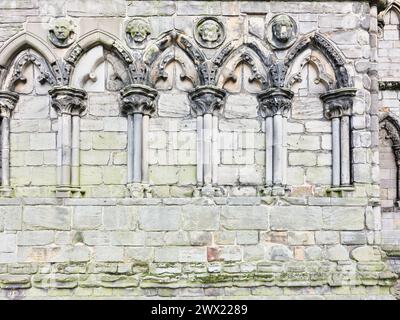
[127, 183, 152, 198]
[54, 186, 85, 198]
[194, 185, 226, 197]
[0, 186, 13, 198]
[326, 185, 355, 197]
[259, 185, 288, 196]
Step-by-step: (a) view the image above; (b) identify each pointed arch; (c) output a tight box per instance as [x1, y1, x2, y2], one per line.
[0, 32, 57, 68]
[143, 29, 207, 85]
[285, 32, 351, 89]
[0, 32, 59, 89]
[378, 1, 400, 27]
[380, 113, 400, 156]
[214, 41, 271, 90]
[64, 30, 134, 85]
[379, 112, 400, 207]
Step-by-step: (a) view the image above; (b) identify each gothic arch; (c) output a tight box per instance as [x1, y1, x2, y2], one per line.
[284, 32, 351, 89]
[214, 41, 271, 90]
[143, 30, 207, 86]
[378, 1, 400, 27]
[379, 113, 400, 206]
[64, 30, 134, 86]
[0, 32, 58, 89]
[380, 113, 400, 160]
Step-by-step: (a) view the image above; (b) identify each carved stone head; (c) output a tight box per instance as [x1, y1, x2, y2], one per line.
[49, 18, 75, 48]
[126, 18, 151, 46]
[267, 15, 297, 49]
[272, 15, 294, 43]
[195, 17, 225, 48]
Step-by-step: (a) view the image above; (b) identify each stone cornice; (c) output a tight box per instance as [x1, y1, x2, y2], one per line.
[49, 86, 87, 116]
[120, 84, 158, 116]
[257, 87, 294, 117]
[189, 85, 226, 116]
[321, 88, 357, 119]
[0, 91, 19, 118]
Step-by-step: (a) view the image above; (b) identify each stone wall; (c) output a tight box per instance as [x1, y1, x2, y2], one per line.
[0, 0, 398, 299]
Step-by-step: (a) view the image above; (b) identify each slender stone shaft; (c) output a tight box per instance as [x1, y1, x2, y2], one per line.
[282, 116, 288, 185]
[212, 115, 218, 185]
[127, 114, 134, 183]
[133, 113, 143, 183]
[273, 114, 283, 185]
[341, 115, 351, 185]
[1, 117, 10, 187]
[142, 114, 149, 183]
[196, 116, 204, 186]
[203, 113, 212, 186]
[332, 117, 341, 187]
[265, 117, 273, 186]
[56, 122, 62, 186]
[61, 113, 72, 186]
[71, 115, 80, 187]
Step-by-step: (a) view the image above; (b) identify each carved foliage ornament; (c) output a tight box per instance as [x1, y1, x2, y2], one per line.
[257, 88, 294, 118]
[267, 15, 298, 49]
[189, 86, 226, 116]
[194, 17, 225, 49]
[9, 51, 57, 89]
[120, 84, 158, 116]
[48, 18, 76, 48]
[320, 88, 357, 119]
[125, 18, 151, 47]
[49, 86, 87, 116]
[0, 91, 19, 118]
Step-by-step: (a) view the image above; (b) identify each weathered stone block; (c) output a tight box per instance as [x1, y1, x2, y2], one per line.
[322, 207, 365, 231]
[23, 207, 71, 231]
[221, 206, 268, 230]
[270, 207, 323, 231]
[139, 206, 181, 231]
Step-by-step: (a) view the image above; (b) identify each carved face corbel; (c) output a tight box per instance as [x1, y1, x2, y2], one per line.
[125, 18, 151, 47]
[48, 18, 76, 48]
[194, 17, 225, 49]
[266, 14, 298, 50]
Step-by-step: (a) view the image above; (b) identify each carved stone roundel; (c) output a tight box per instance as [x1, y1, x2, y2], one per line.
[48, 18, 76, 48]
[125, 18, 151, 47]
[194, 17, 225, 49]
[266, 14, 298, 50]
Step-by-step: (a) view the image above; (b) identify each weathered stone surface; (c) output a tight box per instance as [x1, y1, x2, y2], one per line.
[270, 207, 323, 231]
[221, 206, 268, 230]
[350, 246, 381, 262]
[23, 207, 71, 231]
[322, 207, 365, 231]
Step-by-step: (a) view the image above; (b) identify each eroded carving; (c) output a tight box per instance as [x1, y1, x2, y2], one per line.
[48, 18, 76, 48]
[194, 17, 225, 49]
[257, 88, 294, 117]
[8, 51, 56, 90]
[126, 18, 151, 47]
[49, 86, 87, 115]
[120, 84, 158, 116]
[0, 91, 19, 118]
[321, 88, 357, 119]
[267, 15, 298, 49]
[189, 85, 226, 116]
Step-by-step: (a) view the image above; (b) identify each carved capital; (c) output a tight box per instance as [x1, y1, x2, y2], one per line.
[49, 86, 87, 116]
[0, 91, 19, 118]
[320, 88, 357, 119]
[257, 87, 294, 117]
[120, 84, 158, 116]
[189, 85, 226, 116]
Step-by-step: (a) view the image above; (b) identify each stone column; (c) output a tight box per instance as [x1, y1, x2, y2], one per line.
[0, 91, 19, 197]
[257, 88, 294, 196]
[49, 86, 87, 198]
[120, 84, 157, 198]
[189, 86, 226, 197]
[321, 88, 357, 187]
